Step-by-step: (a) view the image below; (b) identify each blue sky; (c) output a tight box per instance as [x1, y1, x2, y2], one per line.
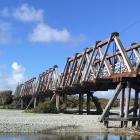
[0, 0, 140, 92]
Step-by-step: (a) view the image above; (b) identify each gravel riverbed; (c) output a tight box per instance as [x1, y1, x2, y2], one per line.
[0, 109, 124, 133]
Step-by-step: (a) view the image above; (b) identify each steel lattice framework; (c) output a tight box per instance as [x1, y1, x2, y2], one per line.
[14, 32, 140, 128]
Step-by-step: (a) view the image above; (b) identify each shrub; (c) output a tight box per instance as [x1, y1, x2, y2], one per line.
[27, 99, 57, 113]
[66, 95, 78, 108]
[0, 103, 16, 109]
[0, 90, 13, 105]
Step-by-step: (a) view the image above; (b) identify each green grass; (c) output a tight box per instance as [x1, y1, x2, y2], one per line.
[0, 104, 16, 109]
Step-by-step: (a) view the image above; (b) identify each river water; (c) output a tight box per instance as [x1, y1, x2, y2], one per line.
[0, 133, 140, 140]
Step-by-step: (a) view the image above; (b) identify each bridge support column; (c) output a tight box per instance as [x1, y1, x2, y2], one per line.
[24, 97, 28, 109]
[87, 93, 91, 114]
[138, 106, 140, 127]
[120, 86, 125, 128]
[21, 98, 24, 109]
[124, 81, 131, 127]
[63, 93, 67, 112]
[137, 88, 140, 127]
[56, 93, 60, 113]
[132, 85, 139, 126]
[91, 94, 103, 114]
[100, 82, 122, 122]
[79, 93, 83, 115]
[34, 97, 37, 108]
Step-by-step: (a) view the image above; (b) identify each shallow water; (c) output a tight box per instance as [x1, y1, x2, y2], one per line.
[0, 133, 140, 140]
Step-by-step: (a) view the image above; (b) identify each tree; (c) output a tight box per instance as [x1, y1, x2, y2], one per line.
[0, 90, 13, 105]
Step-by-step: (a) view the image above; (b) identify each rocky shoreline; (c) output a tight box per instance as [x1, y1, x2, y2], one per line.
[0, 109, 135, 134]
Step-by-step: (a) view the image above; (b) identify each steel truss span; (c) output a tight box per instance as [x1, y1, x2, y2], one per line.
[14, 32, 140, 128]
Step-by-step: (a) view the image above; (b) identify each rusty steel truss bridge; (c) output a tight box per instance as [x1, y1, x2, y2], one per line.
[14, 32, 140, 128]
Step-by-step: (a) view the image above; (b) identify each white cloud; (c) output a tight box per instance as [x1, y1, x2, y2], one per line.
[13, 3, 43, 22]
[0, 20, 12, 43]
[8, 62, 26, 85]
[0, 3, 82, 44]
[0, 62, 26, 91]
[29, 23, 71, 43]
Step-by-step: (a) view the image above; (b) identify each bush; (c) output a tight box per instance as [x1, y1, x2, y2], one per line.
[26, 99, 57, 113]
[66, 95, 78, 108]
[0, 103, 16, 109]
[60, 103, 66, 112]
[0, 90, 13, 105]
